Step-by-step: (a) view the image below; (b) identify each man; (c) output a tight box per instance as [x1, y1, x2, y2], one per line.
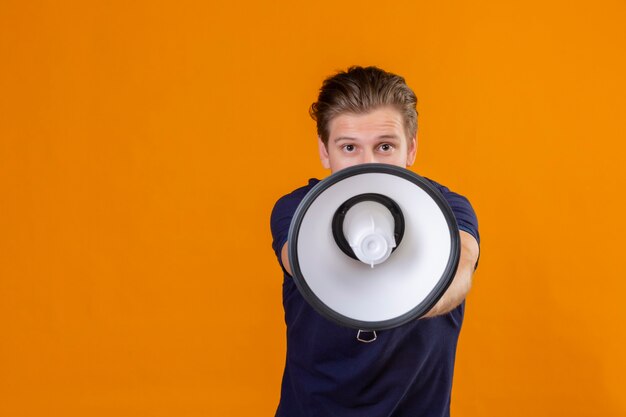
[270, 66, 480, 416]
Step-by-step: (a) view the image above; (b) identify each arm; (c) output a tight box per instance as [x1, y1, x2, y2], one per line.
[281, 242, 293, 276]
[422, 230, 480, 318]
[281, 231, 479, 318]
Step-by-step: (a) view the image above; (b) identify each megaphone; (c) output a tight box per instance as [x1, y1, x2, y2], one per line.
[287, 164, 460, 331]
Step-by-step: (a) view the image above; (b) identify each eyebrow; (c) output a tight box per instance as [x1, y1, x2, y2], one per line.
[333, 134, 401, 143]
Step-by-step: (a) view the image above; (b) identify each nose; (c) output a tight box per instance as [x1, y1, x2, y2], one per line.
[362, 150, 378, 164]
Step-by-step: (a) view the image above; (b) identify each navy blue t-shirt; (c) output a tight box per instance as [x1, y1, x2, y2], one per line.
[270, 177, 479, 417]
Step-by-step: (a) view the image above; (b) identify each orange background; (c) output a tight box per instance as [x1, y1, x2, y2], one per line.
[1, 1, 625, 416]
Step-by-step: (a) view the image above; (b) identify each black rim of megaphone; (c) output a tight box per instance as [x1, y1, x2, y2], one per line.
[287, 163, 461, 331]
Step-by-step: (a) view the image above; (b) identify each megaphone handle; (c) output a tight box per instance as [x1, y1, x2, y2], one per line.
[356, 330, 377, 343]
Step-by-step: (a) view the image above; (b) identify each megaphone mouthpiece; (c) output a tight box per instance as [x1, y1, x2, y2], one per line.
[345, 207, 396, 267]
[331, 193, 405, 266]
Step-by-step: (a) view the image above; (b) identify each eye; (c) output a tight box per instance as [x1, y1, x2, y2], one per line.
[342, 144, 356, 152]
[379, 143, 393, 152]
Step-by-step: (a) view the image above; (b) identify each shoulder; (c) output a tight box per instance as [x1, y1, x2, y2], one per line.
[424, 177, 480, 245]
[423, 177, 474, 213]
[271, 178, 320, 218]
[270, 178, 320, 249]
[424, 177, 464, 198]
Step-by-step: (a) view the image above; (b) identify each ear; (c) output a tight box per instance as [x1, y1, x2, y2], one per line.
[318, 136, 330, 169]
[406, 136, 417, 167]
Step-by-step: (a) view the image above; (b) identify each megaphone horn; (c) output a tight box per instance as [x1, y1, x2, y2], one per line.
[288, 163, 460, 331]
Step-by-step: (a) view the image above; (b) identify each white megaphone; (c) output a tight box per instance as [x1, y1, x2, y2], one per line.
[288, 164, 460, 331]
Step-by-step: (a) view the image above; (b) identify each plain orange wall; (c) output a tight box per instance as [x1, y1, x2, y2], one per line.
[1, 1, 625, 416]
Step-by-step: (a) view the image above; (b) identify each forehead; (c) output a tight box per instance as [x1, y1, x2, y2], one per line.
[328, 107, 405, 138]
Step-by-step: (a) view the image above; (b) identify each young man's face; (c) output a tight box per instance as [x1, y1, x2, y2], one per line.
[318, 106, 417, 174]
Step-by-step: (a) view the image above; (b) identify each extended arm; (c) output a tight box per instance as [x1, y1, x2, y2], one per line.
[281, 230, 479, 319]
[281, 242, 292, 276]
[422, 230, 480, 318]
